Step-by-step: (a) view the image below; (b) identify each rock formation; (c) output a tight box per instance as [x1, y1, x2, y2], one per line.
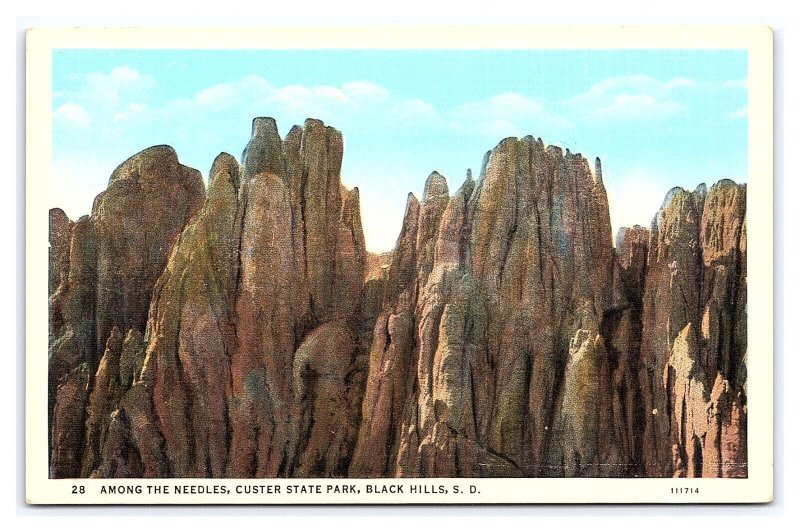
[48, 117, 747, 479]
[353, 140, 618, 477]
[638, 180, 747, 478]
[49, 146, 205, 478]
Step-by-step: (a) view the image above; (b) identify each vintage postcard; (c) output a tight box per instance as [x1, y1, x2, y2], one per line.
[25, 25, 773, 504]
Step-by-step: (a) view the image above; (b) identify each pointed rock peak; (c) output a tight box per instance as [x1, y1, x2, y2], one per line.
[242, 117, 285, 182]
[546, 144, 563, 158]
[100, 325, 124, 363]
[675, 322, 699, 352]
[251, 117, 279, 139]
[652, 186, 695, 231]
[494, 137, 519, 153]
[285, 124, 303, 142]
[710, 179, 742, 192]
[455, 173, 476, 202]
[466, 168, 473, 182]
[297, 118, 344, 164]
[91, 192, 105, 215]
[710, 371, 732, 402]
[123, 327, 144, 344]
[210, 152, 238, 174]
[399, 192, 421, 231]
[303, 117, 326, 131]
[660, 186, 687, 211]
[341, 186, 361, 220]
[108, 145, 180, 185]
[423, 171, 449, 201]
[479, 150, 491, 181]
[405, 191, 420, 211]
[576, 300, 599, 333]
[692, 183, 708, 215]
[138, 144, 179, 159]
[107, 325, 122, 343]
[615, 226, 629, 250]
[594, 157, 603, 183]
[209, 152, 241, 196]
[615, 224, 650, 255]
[50, 208, 71, 225]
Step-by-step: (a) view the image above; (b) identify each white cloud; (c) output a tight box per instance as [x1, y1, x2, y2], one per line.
[112, 102, 148, 123]
[449, 92, 571, 137]
[269, 80, 391, 116]
[594, 93, 682, 120]
[83, 66, 157, 107]
[57, 68, 579, 151]
[663, 77, 697, 90]
[340, 81, 390, 104]
[191, 75, 268, 111]
[387, 98, 440, 128]
[53, 102, 92, 127]
[565, 75, 690, 121]
[186, 76, 395, 124]
[584, 75, 654, 95]
[53, 66, 159, 135]
[183, 78, 569, 139]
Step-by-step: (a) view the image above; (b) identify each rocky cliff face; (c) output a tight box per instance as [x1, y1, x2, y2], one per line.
[48, 117, 747, 479]
[49, 146, 205, 478]
[637, 180, 747, 478]
[353, 139, 619, 478]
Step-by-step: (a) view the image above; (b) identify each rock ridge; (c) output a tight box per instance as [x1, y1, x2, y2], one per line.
[48, 119, 747, 479]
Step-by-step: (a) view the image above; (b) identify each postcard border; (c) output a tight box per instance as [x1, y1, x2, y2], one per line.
[25, 24, 774, 505]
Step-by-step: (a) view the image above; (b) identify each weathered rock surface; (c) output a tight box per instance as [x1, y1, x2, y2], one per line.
[354, 140, 618, 477]
[48, 118, 747, 479]
[48, 146, 205, 478]
[140, 153, 240, 477]
[638, 180, 747, 477]
[49, 208, 72, 298]
[50, 118, 368, 479]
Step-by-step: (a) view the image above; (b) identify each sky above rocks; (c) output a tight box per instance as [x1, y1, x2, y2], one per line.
[52, 49, 747, 252]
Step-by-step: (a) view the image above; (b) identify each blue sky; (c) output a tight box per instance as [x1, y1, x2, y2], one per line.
[52, 49, 747, 252]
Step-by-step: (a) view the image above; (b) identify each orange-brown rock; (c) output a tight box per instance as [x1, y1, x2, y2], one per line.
[639, 180, 747, 477]
[93, 146, 206, 359]
[55, 118, 368, 479]
[354, 138, 618, 478]
[48, 118, 747, 480]
[136, 153, 240, 477]
[597, 225, 650, 475]
[80, 326, 124, 477]
[49, 208, 72, 298]
[50, 363, 90, 478]
[350, 195, 422, 477]
[48, 145, 205, 478]
[292, 321, 359, 476]
[612, 225, 649, 308]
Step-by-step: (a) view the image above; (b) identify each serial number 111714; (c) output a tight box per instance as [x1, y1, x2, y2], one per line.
[671, 487, 700, 494]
